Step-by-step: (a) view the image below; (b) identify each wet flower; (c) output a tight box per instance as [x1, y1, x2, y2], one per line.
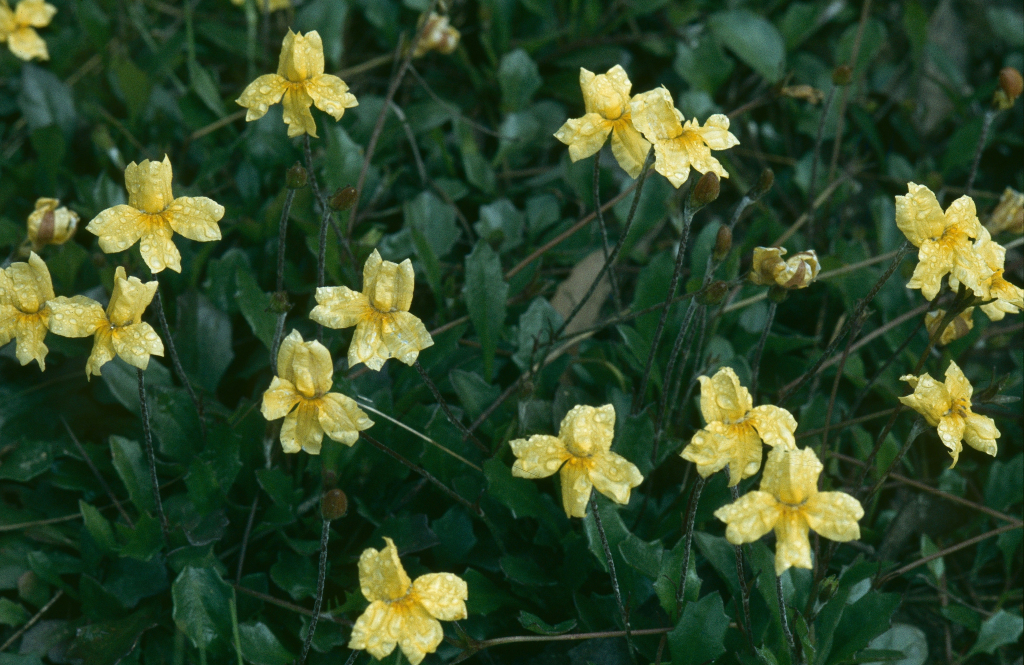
[27, 197, 79, 251]
[0, 252, 54, 369]
[629, 86, 739, 187]
[510, 404, 643, 518]
[681, 367, 797, 487]
[412, 13, 460, 57]
[47, 267, 163, 379]
[961, 227, 1023, 321]
[895, 183, 991, 301]
[986, 188, 1023, 235]
[237, 29, 358, 138]
[0, 0, 55, 61]
[553, 65, 651, 178]
[310, 250, 433, 371]
[86, 156, 224, 274]
[261, 329, 372, 454]
[715, 446, 863, 575]
[749, 247, 820, 289]
[349, 537, 468, 665]
[899, 360, 999, 467]
[229, 0, 289, 12]
[924, 308, 974, 346]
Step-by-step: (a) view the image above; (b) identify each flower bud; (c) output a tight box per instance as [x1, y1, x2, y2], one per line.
[270, 291, 291, 314]
[689, 172, 720, 210]
[751, 168, 775, 199]
[329, 186, 358, 211]
[925, 308, 974, 346]
[986, 187, 1024, 235]
[832, 65, 852, 86]
[27, 198, 79, 250]
[321, 488, 348, 521]
[286, 162, 307, 189]
[698, 280, 730, 306]
[994, 67, 1023, 110]
[413, 13, 461, 57]
[712, 226, 732, 261]
[749, 246, 820, 289]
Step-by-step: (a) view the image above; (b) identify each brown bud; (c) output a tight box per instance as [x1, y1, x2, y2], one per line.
[690, 172, 720, 210]
[286, 162, 307, 189]
[713, 226, 732, 261]
[321, 489, 348, 521]
[27, 198, 79, 250]
[698, 280, 730, 306]
[999, 67, 1023, 102]
[329, 186, 358, 211]
[751, 168, 775, 199]
[832, 65, 852, 86]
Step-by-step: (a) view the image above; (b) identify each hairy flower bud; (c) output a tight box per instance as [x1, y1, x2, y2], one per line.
[832, 65, 852, 86]
[994, 67, 1023, 110]
[286, 162, 307, 189]
[751, 168, 775, 199]
[27, 198, 79, 250]
[690, 172, 720, 210]
[713, 226, 732, 261]
[321, 488, 348, 521]
[330, 186, 358, 211]
[698, 280, 730, 306]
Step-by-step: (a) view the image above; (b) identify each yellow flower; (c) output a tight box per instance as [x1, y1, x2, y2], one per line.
[899, 360, 999, 467]
[986, 187, 1023, 235]
[349, 537, 468, 665]
[628, 86, 739, 187]
[86, 156, 224, 274]
[236, 29, 358, 138]
[924, 308, 974, 346]
[748, 247, 820, 289]
[310, 250, 433, 371]
[0, 0, 55, 61]
[510, 404, 643, 518]
[553, 65, 651, 178]
[229, 0, 290, 12]
[715, 446, 863, 575]
[261, 330, 372, 454]
[47, 267, 164, 378]
[895, 183, 991, 301]
[955, 227, 1023, 321]
[0, 252, 54, 369]
[413, 13, 460, 57]
[27, 197, 79, 251]
[681, 367, 797, 487]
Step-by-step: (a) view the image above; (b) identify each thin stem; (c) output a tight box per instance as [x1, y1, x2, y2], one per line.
[965, 108, 996, 197]
[232, 584, 351, 626]
[654, 301, 700, 441]
[820, 311, 868, 475]
[749, 301, 777, 398]
[862, 419, 928, 501]
[777, 573, 797, 659]
[413, 361, 487, 453]
[589, 495, 633, 654]
[230, 595, 244, 665]
[730, 484, 755, 654]
[593, 151, 621, 311]
[806, 84, 836, 249]
[316, 204, 330, 343]
[275, 189, 296, 293]
[61, 417, 134, 528]
[153, 288, 206, 441]
[235, 494, 260, 584]
[874, 523, 1021, 588]
[0, 590, 63, 652]
[138, 369, 170, 543]
[343, 651, 360, 665]
[675, 475, 705, 615]
[299, 519, 331, 665]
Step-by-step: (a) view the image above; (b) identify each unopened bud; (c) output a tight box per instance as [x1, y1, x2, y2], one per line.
[987, 188, 1024, 235]
[698, 280, 729, 306]
[752, 168, 775, 199]
[999, 67, 1023, 102]
[286, 162, 307, 189]
[269, 291, 291, 314]
[690, 172, 720, 210]
[330, 186, 358, 211]
[712, 226, 732, 261]
[750, 246, 820, 290]
[27, 198, 78, 250]
[832, 65, 852, 86]
[321, 489, 348, 521]
[925, 308, 974, 346]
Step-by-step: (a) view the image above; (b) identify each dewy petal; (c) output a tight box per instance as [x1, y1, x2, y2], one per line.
[318, 392, 373, 446]
[348, 600, 399, 660]
[773, 510, 812, 574]
[609, 122, 650, 179]
[553, 114, 613, 162]
[412, 573, 469, 621]
[110, 322, 164, 370]
[895, 183, 946, 247]
[362, 249, 384, 294]
[289, 341, 327, 398]
[681, 422, 762, 486]
[629, 87, 682, 143]
[281, 87, 318, 138]
[937, 415, 966, 467]
[87, 205, 147, 255]
[278, 29, 325, 82]
[367, 258, 414, 313]
[13, 313, 48, 369]
[261, 376, 301, 421]
[698, 366, 752, 424]
[165, 197, 224, 242]
[396, 605, 444, 665]
[588, 450, 643, 505]
[138, 223, 182, 274]
[802, 492, 863, 542]
[943, 360, 973, 402]
[559, 458, 594, 518]
[7, 26, 47, 60]
[14, 0, 55, 27]
[898, 372, 949, 426]
[359, 537, 412, 603]
[107, 267, 158, 327]
[394, 260, 415, 312]
[963, 413, 999, 458]
[944, 195, 981, 239]
[125, 156, 174, 214]
[282, 401, 324, 454]
[86, 328, 117, 379]
[311, 286, 369, 330]
[761, 446, 822, 506]
[47, 295, 106, 338]
[695, 114, 740, 151]
[381, 311, 433, 366]
[714, 491, 781, 545]
[558, 404, 616, 457]
[511, 435, 570, 479]
[748, 405, 798, 449]
[349, 319, 387, 371]
[277, 411, 302, 454]
[275, 329, 303, 383]
[305, 73, 358, 121]
[236, 73, 288, 122]
[579, 66, 630, 120]
[4, 252, 53, 312]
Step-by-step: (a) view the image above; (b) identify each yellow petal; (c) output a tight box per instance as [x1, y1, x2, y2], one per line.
[366, 255, 415, 313]
[773, 510, 812, 574]
[236, 73, 288, 122]
[681, 422, 762, 487]
[110, 322, 164, 370]
[988, 275, 1023, 311]
[350, 319, 387, 371]
[677, 124, 726, 179]
[14, 0, 54, 27]
[107, 268, 158, 327]
[559, 458, 593, 518]
[651, 140, 694, 188]
[588, 450, 643, 505]
[261, 376, 300, 420]
[86, 205, 146, 255]
[963, 413, 999, 458]
[412, 573, 468, 621]
[802, 492, 863, 542]
[906, 239, 954, 301]
[713, 490, 780, 545]
[943, 361, 973, 402]
[925, 308, 975, 345]
[558, 404, 616, 457]
[13, 312, 48, 369]
[7, 26, 47, 60]
[288, 338, 333, 398]
[0, 305, 15, 347]
[310, 286, 369, 330]
[396, 605, 443, 665]
[580, 66, 631, 120]
[125, 156, 174, 214]
[898, 371, 948, 425]
[937, 414, 966, 467]
[47, 295, 106, 337]
[944, 195, 981, 238]
[747, 405, 798, 449]
[362, 249, 384, 292]
[138, 223, 182, 274]
[86, 328, 117, 379]
[277, 29, 325, 82]
[553, 114, 613, 162]
[895, 183, 946, 247]
[695, 114, 740, 151]
[275, 329, 303, 383]
[698, 366, 751, 424]
[981, 298, 1017, 322]
[609, 122, 650, 179]
[359, 537, 412, 603]
[348, 600, 399, 660]
[280, 402, 324, 454]
[760, 446, 821, 506]
[510, 434, 570, 479]
[3, 252, 53, 312]
[629, 87, 682, 143]
[281, 87, 318, 138]
[381, 311, 433, 366]
[318, 392, 373, 446]
[305, 73, 358, 121]
[165, 197, 224, 242]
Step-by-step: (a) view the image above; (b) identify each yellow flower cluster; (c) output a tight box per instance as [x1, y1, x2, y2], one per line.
[0, 0, 53, 61]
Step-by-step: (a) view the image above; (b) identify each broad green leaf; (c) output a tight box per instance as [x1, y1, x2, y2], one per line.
[464, 240, 508, 381]
[404, 191, 459, 258]
[188, 61, 226, 117]
[18, 63, 76, 132]
[674, 37, 734, 94]
[449, 369, 499, 422]
[475, 199, 524, 254]
[66, 604, 157, 664]
[171, 566, 232, 650]
[234, 262, 277, 351]
[100, 357, 172, 416]
[668, 592, 729, 665]
[517, 610, 577, 635]
[827, 591, 902, 664]
[967, 610, 1024, 657]
[513, 297, 563, 372]
[79, 500, 117, 553]
[174, 291, 234, 393]
[866, 624, 928, 665]
[709, 10, 786, 84]
[0, 442, 52, 481]
[0, 598, 29, 627]
[239, 622, 295, 665]
[498, 49, 542, 113]
[269, 550, 318, 600]
[109, 436, 156, 513]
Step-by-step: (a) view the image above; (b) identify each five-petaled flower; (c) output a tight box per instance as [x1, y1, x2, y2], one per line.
[0, 0, 54, 61]
[715, 446, 864, 575]
[86, 156, 225, 274]
[0, 252, 54, 369]
[27, 197, 79, 251]
[553, 65, 651, 178]
[749, 247, 820, 289]
[510, 404, 644, 518]
[237, 29, 358, 138]
[629, 86, 739, 187]
[896, 183, 991, 301]
[349, 537, 468, 665]
[681, 367, 797, 487]
[899, 360, 999, 467]
[310, 250, 434, 371]
[261, 330, 373, 454]
[47, 267, 164, 378]
[955, 227, 1023, 321]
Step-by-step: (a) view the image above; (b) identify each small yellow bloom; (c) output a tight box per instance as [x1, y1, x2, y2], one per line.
[0, 0, 55, 61]
[749, 247, 820, 289]
[553, 65, 651, 178]
[955, 227, 1023, 321]
[681, 367, 797, 487]
[924, 308, 974, 346]
[86, 156, 224, 274]
[510, 404, 643, 518]
[237, 29, 358, 138]
[628, 86, 739, 187]
[0, 252, 54, 369]
[310, 250, 433, 371]
[261, 330, 372, 454]
[899, 361, 999, 467]
[27, 197, 79, 251]
[413, 13, 460, 57]
[229, 0, 290, 12]
[349, 537, 468, 665]
[715, 446, 863, 575]
[47, 267, 164, 378]
[895, 183, 991, 301]
[986, 187, 1024, 235]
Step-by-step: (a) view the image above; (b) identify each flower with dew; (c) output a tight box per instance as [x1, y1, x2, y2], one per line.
[628, 86, 739, 187]
[261, 330, 373, 454]
[27, 197, 78, 251]
[986, 187, 1023, 235]
[310, 250, 433, 371]
[0, 252, 54, 369]
[715, 446, 864, 575]
[0, 0, 54, 61]
[951, 227, 1023, 321]
[510, 404, 643, 518]
[553, 65, 651, 178]
[412, 12, 460, 57]
[349, 537, 467, 665]
[924, 307, 974, 346]
[899, 360, 999, 467]
[46, 267, 163, 379]
[748, 247, 820, 289]
[681, 367, 797, 487]
[229, 0, 289, 12]
[237, 29, 358, 138]
[86, 156, 224, 274]
[895, 183, 991, 301]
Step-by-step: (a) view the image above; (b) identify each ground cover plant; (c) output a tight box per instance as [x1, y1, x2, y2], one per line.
[0, 0, 1022, 663]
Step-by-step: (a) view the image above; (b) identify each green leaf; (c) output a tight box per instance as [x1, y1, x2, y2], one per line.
[514, 297, 563, 372]
[188, 61, 227, 117]
[449, 369, 500, 422]
[517, 610, 577, 635]
[967, 610, 1024, 657]
[987, 7, 1024, 47]
[174, 291, 234, 393]
[474, 199, 524, 254]
[269, 550, 318, 600]
[404, 191, 459, 258]
[238, 622, 295, 665]
[866, 624, 928, 665]
[18, 63, 76, 132]
[79, 500, 117, 553]
[171, 566, 232, 650]
[673, 37, 734, 94]
[709, 10, 786, 84]
[100, 356, 172, 415]
[464, 240, 508, 381]
[483, 458, 561, 534]
[668, 592, 729, 665]
[234, 261, 277, 350]
[66, 604, 157, 665]
[498, 49, 542, 113]
[111, 55, 151, 123]
[618, 534, 663, 581]
[109, 436, 155, 513]
[826, 591, 901, 664]
[0, 598, 29, 627]
[0, 441, 52, 481]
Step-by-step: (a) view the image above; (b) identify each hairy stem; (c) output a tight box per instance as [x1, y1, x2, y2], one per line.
[730, 484, 755, 653]
[675, 475, 706, 615]
[749, 301, 778, 399]
[153, 288, 206, 441]
[590, 495, 634, 654]
[299, 519, 331, 665]
[965, 108, 996, 197]
[138, 369, 170, 542]
[414, 361, 487, 453]
[593, 151, 621, 311]
[777, 573, 797, 660]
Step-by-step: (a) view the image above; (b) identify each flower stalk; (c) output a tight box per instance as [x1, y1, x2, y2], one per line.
[138, 368, 170, 542]
[675, 475, 705, 615]
[589, 495, 634, 655]
[153, 288, 206, 442]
